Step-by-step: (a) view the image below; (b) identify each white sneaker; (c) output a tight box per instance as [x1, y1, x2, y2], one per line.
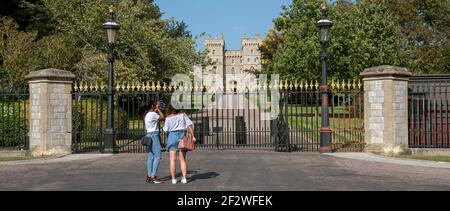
[181, 177, 188, 184]
[172, 179, 177, 184]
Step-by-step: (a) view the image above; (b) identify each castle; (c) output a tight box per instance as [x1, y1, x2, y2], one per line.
[204, 34, 263, 78]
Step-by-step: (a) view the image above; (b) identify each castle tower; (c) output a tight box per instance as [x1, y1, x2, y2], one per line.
[203, 35, 262, 91]
[204, 35, 225, 76]
[241, 35, 262, 73]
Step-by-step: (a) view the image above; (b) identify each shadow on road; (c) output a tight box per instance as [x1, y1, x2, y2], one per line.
[159, 170, 219, 183]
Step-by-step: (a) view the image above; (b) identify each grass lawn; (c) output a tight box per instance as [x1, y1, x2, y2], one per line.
[397, 155, 450, 163]
[0, 157, 34, 162]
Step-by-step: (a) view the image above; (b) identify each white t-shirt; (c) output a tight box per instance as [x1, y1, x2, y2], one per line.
[144, 112, 160, 133]
[163, 114, 193, 132]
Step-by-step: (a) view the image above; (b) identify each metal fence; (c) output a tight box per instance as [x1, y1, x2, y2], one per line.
[408, 75, 450, 148]
[0, 85, 29, 150]
[72, 80, 364, 153]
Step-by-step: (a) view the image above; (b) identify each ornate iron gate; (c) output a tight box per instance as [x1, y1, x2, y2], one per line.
[71, 80, 364, 153]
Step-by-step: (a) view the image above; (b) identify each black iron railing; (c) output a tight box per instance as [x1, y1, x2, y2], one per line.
[0, 85, 29, 150]
[71, 80, 364, 153]
[408, 75, 450, 148]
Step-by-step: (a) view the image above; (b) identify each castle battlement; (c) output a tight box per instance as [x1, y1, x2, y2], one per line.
[204, 34, 262, 80]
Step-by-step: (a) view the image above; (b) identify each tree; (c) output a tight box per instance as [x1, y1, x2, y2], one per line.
[345, 0, 408, 76]
[41, 0, 201, 82]
[270, 0, 324, 80]
[259, 28, 283, 74]
[0, 0, 203, 86]
[385, 0, 450, 74]
[265, 0, 409, 81]
[0, 17, 37, 86]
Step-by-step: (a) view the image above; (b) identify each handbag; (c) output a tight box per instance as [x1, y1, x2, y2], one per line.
[178, 133, 195, 151]
[178, 114, 196, 151]
[141, 135, 152, 147]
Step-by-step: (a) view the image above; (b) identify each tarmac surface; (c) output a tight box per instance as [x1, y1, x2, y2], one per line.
[1, 151, 450, 191]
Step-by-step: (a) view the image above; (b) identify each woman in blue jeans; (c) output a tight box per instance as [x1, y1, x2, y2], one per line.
[163, 104, 196, 184]
[139, 100, 164, 184]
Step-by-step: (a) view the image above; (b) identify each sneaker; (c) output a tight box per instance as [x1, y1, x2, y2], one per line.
[146, 176, 162, 184]
[152, 178, 162, 184]
[181, 177, 188, 184]
[172, 179, 177, 184]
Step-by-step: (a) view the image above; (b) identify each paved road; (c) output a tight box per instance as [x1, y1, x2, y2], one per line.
[1, 151, 450, 191]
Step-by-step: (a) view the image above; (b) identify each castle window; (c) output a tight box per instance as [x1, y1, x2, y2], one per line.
[212, 50, 215, 55]
[247, 58, 250, 63]
[232, 67, 235, 74]
[251, 49, 254, 54]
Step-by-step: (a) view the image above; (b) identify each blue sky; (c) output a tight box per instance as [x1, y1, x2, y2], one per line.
[154, 0, 292, 51]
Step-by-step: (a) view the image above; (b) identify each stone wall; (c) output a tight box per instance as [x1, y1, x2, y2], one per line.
[26, 69, 75, 157]
[361, 66, 411, 156]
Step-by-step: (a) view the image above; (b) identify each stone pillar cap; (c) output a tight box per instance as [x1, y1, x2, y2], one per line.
[360, 65, 411, 78]
[26, 68, 76, 81]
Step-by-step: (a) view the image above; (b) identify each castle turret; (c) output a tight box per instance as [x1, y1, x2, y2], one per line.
[241, 35, 262, 73]
[205, 35, 225, 76]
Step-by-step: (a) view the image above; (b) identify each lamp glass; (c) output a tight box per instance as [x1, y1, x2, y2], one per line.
[106, 28, 117, 44]
[320, 28, 329, 43]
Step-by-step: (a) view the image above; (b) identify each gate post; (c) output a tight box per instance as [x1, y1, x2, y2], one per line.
[360, 66, 411, 156]
[25, 68, 75, 157]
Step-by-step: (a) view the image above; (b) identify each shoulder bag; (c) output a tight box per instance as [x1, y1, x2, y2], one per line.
[178, 114, 196, 151]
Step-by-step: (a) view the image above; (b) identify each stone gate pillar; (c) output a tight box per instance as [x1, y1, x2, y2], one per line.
[360, 66, 411, 156]
[25, 68, 75, 157]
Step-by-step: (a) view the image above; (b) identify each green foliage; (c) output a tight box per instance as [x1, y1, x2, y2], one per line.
[341, 0, 408, 77]
[0, 0, 203, 85]
[0, 17, 38, 86]
[73, 98, 129, 142]
[270, 0, 324, 80]
[265, 0, 449, 80]
[386, 0, 450, 74]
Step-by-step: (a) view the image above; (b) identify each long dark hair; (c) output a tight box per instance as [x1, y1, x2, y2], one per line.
[138, 100, 156, 117]
[166, 103, 181, 115]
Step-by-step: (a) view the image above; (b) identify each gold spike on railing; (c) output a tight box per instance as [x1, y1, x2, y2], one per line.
[144, 82, 149, 92]
[357, 80, 362, 90]
[74, 82, 79, 92]
[156, 81, 161, 91]
[347, 79, 351, 90]
[330, 80, 335, 90]
[93, 82, 98, 92]
[88, 82, 93, 92]
[315, 80, 319, 90]
[82, 82, 88, 92]
[150, 82, 155, 91]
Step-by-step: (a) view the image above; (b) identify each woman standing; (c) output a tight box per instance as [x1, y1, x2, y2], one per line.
[163, 104, 196, 184]
[139, 101, 164, 184]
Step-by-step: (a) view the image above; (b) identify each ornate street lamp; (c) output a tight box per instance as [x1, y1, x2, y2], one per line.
[317, 2, 333, 153]
[103, 6, 120, 154]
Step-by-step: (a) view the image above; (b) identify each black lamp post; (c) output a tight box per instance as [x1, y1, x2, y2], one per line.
[317, 2, 333, 153]
[103, 6, 119, 154]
